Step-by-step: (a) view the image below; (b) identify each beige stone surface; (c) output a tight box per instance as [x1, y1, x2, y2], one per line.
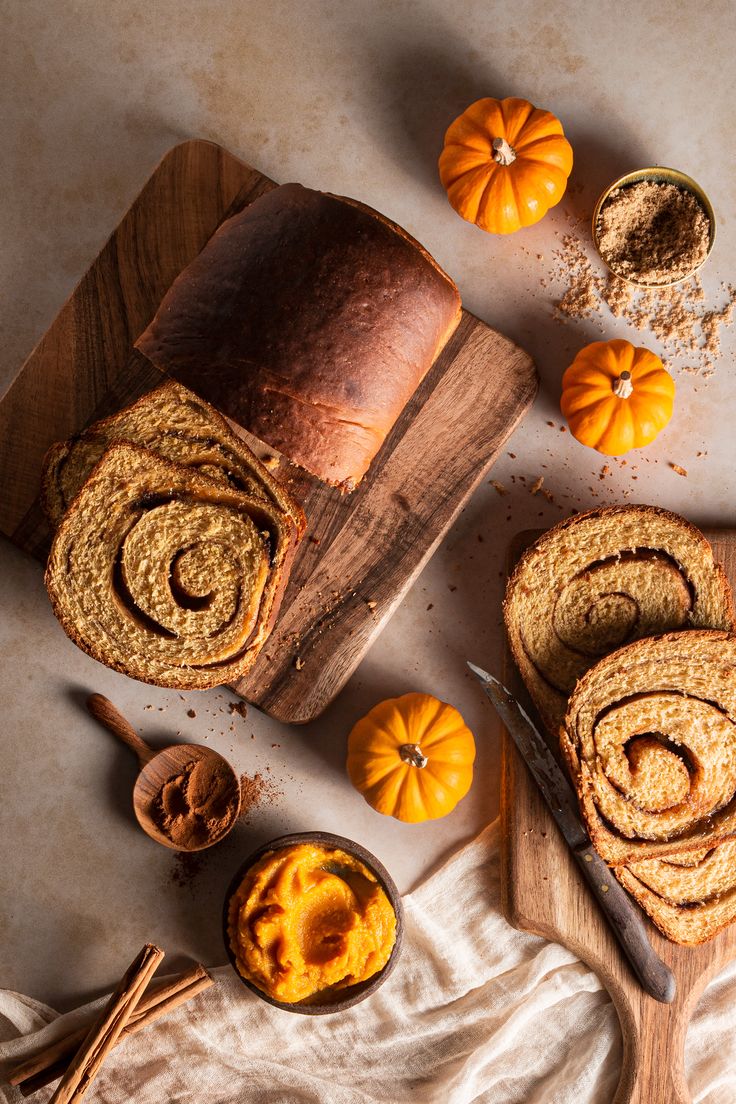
[1, 0, 734, 1011]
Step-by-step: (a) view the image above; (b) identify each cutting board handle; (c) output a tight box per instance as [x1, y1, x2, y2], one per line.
[611, 976, 708, 1104]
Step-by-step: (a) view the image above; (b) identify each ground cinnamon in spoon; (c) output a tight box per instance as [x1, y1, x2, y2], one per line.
[152, 758, 239, 848]
[596, 181, 710, 285]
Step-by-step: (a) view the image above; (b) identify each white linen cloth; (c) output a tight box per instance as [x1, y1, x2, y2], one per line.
[1, 821, 735, 1103]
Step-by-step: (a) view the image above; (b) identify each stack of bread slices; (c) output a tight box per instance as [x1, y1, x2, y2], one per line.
[503, 505, 736, 944]
[43, 381, 305, 690]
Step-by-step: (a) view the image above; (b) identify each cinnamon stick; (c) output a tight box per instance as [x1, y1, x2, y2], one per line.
[9, 963, 212, 1096]
[48, 943, 163, 1104]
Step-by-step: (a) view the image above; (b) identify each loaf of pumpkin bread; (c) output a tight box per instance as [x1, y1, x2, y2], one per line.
[45, 443, 299, 689]
[136, 183, 462, 491]
[41, 380, 305, 536]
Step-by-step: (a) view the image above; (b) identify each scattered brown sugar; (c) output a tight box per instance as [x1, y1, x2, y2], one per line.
[601, 274, 633, 317]
[557, 243, 604, 318]
[596, 181, 710, 285]
[554, 219, 735, 374]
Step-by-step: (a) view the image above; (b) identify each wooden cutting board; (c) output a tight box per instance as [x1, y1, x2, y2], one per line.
[500, 527, 736, 1104]
[0, 139, 537, 722]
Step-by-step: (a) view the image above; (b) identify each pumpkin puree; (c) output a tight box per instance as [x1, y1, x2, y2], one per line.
[228, 843, 396, 1003]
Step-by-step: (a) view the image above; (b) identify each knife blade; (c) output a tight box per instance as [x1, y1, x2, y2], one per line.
[467, 661, 676, 1004]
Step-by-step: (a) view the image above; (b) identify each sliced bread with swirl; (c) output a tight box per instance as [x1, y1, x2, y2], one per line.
[41, 380, 305, 536]
[503, 505, 736, 944]
[503, 504, 735, 737]
[563, 629, 736, 867]
[45, 443, 299, 690]
[619, 840, 736, 946]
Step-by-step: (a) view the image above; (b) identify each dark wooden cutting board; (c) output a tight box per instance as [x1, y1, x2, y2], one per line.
[500, 527, 736, 1104]
[0, 139, 537, 722]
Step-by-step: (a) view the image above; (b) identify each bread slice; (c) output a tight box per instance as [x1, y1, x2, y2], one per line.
[618, 840, 736, 945]
[41, 380, 305, 536]
[45, 443, 299, 690]
[136, 183, 462, 491]
[503, 504, 735, 736]
[563, 630, 736, 866]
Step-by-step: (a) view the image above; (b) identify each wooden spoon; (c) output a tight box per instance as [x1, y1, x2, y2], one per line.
[87, 694, 241, 851]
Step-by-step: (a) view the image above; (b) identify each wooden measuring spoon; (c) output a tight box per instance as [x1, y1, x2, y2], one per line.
[87, 694, 241, 851]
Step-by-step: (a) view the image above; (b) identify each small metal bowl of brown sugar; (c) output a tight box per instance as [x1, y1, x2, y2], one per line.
[592, 167, 716, 288]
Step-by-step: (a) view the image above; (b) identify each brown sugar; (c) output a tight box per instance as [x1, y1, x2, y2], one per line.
[554, 218, 734, 375]
[596, 181, 710, 286]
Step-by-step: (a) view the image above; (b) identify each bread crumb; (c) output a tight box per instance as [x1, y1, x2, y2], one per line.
[490, 480, 508, 496]
[228, 701, 248, 718]
[670, 463, 688, 477]
[186, 708, 196, 719]
[530, 476, 544, 495]
[366, 600, 377, 611]
[262, 455, 280, 470]
[294, 656, 304, 670]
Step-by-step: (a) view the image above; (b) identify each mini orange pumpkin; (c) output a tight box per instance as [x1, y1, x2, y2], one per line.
[346, 693, 476, 823]
[439, 96, 573, 234]
[561, 339, 675, 455]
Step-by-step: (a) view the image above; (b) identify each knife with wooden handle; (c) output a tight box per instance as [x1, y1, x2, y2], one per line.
[467, 661, 676, 1004]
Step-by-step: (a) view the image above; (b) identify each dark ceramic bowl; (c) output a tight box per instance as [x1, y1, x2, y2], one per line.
[222, 831, 404, 1015]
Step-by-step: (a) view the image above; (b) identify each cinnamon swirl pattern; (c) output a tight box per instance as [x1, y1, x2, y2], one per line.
[41, 380, 305, 536]
[503, 505, 735, 735]
[563, 631, 736, 866]
[619, 840, 736, 945]
[45, 444, 298, 689]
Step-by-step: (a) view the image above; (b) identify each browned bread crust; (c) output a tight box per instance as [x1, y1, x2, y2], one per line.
[45, 443, 300, 690]
[564, 629, 736, 866]
[135, 184, 462, 491]
[40, 380, 305, 536]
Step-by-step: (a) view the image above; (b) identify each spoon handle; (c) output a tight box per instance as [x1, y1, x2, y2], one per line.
[87, 694, 157, 769]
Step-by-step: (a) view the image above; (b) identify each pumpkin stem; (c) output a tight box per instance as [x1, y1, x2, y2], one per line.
[492, 137, 516, 166]
[399, 743, 428, 769]
[613, 371, 634, 399]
